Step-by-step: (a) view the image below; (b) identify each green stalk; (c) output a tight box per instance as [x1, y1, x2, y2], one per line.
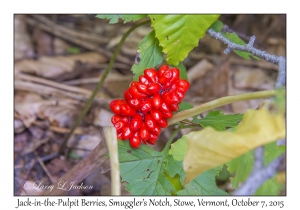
[162, 125, 183, 154]
[59, 19, 151, 155]
[168, 90, 277, 126]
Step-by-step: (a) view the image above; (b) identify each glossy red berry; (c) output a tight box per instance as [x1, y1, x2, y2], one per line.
[130, 114, 143, 131]
[148, 83, 161, 95]
[120, 103, 136, 117]
[151, 109, 163, 122]
[127, 98, 142, 110]
[110, 99, 125, 115]
[139, 123, 149, 141]
[139, 75, 149, 85]
[130, 134, 141, 148]
[145, 114, 156, 130]
[110, 65, 190, 148]
[152, 93, 163, 109]
[141, 98, 152, 114]
[122, 126, 133, 139]
[144, 68, 158, 83]
[111, 115, 122, 124]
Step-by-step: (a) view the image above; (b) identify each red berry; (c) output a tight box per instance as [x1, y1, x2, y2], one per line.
[124, 90, 133, 102]
[130, 114, 143, 131]
[162, 91, 180, 105]
[130, 134, 141, 148]
[152, 93, 163, 109]
[152, 126, 161, 135]
[147, 83, 161, 95]
[158, 65, 169, 78]
[122, 126, 133, 139]
[145, 114, 156, 130]
[159, 70, 173, 84]
[172, 79, 190, 94]
[157, 118, 168, 128]
[168, 103, 179, 111]
[141, 98, 152, 114]
[151, 109, 163, 122]
[136, 83, 149, 95]
[121, 103, 136, 117]
[139, 75, 149, 85]
[144, 68, 158, 83]
[129, 85, 147, 99]
[147, 134, 158, 145]
[114, 119, 127, 132]
[110, 99, 125, 115]
[162, 110, 172, 119]
[169, 68, 180, 85]
[111, 115, 122, 124]
[127, 98, 143, 110]
[160, 102, 171, 113]
[139, 123, 149, 141]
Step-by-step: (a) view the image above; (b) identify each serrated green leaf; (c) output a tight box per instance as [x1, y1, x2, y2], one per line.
[210, 20, 260, 60]
[226, 141, 285, 195]
[96, 14, 147, 24]
[192, 111, 243, 131]
[149, 15, 220, 66]
[177, 167, 228, 195]
[132, 31, 163, 81]
[119, 141, 181, 195]
[178, 102, 194, 112]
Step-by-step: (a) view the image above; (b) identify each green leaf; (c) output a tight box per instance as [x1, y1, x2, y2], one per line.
[226, 142, 285, 195]
[177, 167, 229, 195]
[119, 141, 181, 195]
[96, 14, 147, 24]
[192, 110, 243, 131]
[169, 136, 188, 161]
[178, 102, 194, 112]
[210, 20, 260, 60]
[176, 62, 188, 80]
[132, 31, 163, 81]
[149, 15, 220, 66]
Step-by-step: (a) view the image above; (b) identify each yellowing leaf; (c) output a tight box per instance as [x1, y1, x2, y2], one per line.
[183, 109, 285, 184]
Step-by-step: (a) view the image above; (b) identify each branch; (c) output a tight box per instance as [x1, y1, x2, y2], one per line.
[232, 154, 284, 195]
[207, 28, 286, 87]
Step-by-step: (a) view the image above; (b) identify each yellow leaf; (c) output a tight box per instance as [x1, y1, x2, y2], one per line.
[183, 109, 285, 184]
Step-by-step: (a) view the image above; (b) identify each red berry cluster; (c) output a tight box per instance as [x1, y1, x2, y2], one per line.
[110, 65, 190, 148]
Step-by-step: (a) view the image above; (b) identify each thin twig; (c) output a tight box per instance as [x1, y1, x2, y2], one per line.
[103, 127, 120, 195]
[207, 28, 286, 87]
[34, 152, 55, 183]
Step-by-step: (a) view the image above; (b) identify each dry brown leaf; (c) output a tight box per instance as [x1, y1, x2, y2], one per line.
[183, 109, 285, 184]
[14, 52, 108, 79]
[15, 92, 84, 128]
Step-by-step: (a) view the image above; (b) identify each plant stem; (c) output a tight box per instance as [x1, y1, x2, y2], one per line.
[168, 90, 277, 125]
[162, 125, 183, 154]
[103, 127, 120, 195]
[58, 19, 151, 155]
